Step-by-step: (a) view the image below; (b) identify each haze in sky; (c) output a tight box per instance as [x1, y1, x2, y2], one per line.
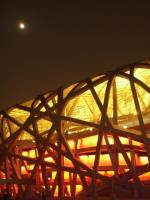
[0, 1, 150, 109]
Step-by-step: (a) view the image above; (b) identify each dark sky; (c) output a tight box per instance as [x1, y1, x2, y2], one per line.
[0, 1, 150, 110]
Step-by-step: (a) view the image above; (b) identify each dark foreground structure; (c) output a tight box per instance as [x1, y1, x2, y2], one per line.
[0, 60, 150, 199]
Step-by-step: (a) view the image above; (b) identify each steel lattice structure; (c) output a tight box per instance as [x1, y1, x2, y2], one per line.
[0, 60, 150, 199]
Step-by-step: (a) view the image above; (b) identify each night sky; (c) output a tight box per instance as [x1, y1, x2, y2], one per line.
[0, 1, 150, 109]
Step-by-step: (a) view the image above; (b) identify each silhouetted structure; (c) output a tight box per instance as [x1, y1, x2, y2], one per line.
[0, 60, 150, 199]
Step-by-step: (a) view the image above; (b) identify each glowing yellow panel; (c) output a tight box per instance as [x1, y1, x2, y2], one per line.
[37, 118, 52, 134]
[64, 157, 73, 167]
[21, 166, 27, 174]
[52, 171, 57, 180]
[21, 99, 33, 108]
[138, 156, 148, 165]
[68, 140, 75, 149]
[119, 137, 129, 145]
[94, 80, 108, 105]
[79, 155, 95, 167]
[9, 108, 30, 123]
[118, 152, 131, 165]
[76, 185, 83, 194]
[102, 135, 114, 145]
[78, 135, 98, 148]
[115, 76, 137, 117]
[134, 67, 150, 88]
[135, 83, 150, 125]
[107, 84, 113, 119]
[19, 130, 34, 140]
[64, 171, 69, 180]
[99, 154, 111, 166]
[47, 95, 58, 108]
[64, 89, 101, 124]
[3, 120, 11, 139]
[29, 149, 36, 158]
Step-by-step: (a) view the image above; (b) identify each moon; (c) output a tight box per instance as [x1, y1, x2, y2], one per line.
[19, 22, 26, 30]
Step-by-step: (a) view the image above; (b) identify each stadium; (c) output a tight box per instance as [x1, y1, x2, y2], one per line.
[0, 60, 150, 199]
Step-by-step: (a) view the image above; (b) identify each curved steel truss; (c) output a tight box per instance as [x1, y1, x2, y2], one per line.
[0, 60, 150, 199]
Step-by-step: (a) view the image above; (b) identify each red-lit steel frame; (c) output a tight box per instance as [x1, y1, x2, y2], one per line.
[0, 61, 150, 199]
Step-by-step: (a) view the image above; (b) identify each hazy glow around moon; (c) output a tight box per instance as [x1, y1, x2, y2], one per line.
[19, 22, 25, 30]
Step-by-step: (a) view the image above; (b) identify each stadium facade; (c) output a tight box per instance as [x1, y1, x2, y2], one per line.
[0, 60, 150, 199]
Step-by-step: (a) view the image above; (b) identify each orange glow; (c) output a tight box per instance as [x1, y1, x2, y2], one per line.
[77, 135, 116, 148]
[29, 149, 36, 158]
[102, 136, 114, 145]
[22, 149, 37, 158]
[54, 186, 58, 196]
[99, 171, 114, 177]
[79, 155, 95, 166]
[44, 156, 54, 163]
[132, 140, 142, 146]
[21, 166, 27, 174]
[137, 156, 148, 165]
[78, 135, 98, 148]
[68, 140, 75, 149]
[64, 171, 69, 180]
[0, 171, 5, 179]
[100, 154, 111, 166]
[29, 164, 34, 171]
[52, 171, 57, 180]
[76, 185, 83, 193]
[119, 137, 129, 145]
[139, 172, 150, 181]
[64, 157, 73, 167]
[76, 135, 142, 149]
[22, 151, 28, 157]
[119, 152, 131, 165]
[79, 154, 112, 167]
[65, 185, 71, 196]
